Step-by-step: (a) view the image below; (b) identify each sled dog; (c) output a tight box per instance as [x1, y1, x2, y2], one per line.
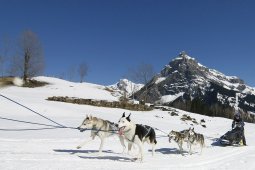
[0, 77, 23, 88]
[77, 115, 126, 154]
[188, 128, 205, 154]
[118, 112, 157, 161]
[168, 129, 189, 155]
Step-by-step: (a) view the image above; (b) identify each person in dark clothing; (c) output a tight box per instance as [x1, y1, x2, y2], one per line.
[232, 112, 246, 145]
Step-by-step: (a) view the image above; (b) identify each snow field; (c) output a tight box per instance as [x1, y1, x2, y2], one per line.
[1, 77, 255, 170]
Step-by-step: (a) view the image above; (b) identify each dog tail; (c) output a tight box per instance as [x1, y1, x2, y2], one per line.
[0, 77, 24, 88]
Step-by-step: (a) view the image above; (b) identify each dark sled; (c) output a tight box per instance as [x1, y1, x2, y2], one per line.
[218, 126, 243, 146]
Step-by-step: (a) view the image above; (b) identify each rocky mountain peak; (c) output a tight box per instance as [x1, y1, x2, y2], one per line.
[161, 51, 206, 78]
[134, 52, 255, 122]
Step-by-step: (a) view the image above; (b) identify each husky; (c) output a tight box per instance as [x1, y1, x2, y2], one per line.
[168, 129, 189, 155]
[77, 115, 126, 154]
[187, 127, 205, 155]
[118, 112, 157, 162]
[0, 77, 23, 88]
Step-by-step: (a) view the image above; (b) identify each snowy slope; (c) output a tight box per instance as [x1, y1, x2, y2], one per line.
[1, 77, 255, 170]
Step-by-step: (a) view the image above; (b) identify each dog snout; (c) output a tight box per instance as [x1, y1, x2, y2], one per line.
[77, 127, 86, 132]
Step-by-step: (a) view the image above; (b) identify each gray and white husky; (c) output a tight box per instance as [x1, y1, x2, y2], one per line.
[187, 127, 205, 155]
[0, 77, 23, 88]
[168, 129, 189, 155]
[77, 115, 126, 154]
[118, 112, 157, 162]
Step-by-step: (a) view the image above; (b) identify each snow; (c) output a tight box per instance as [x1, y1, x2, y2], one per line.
[155, 77, 166, 84]
[172, 53, 195, 61]
[1, 76, 255, 170]
[34, 76, 118, 101]
[107, 79, 143, 98]
[159, 92, 184, 104]
[13, 77, 24, 86]
[207, 69, 255, 95]
[197, 62, 206, 68]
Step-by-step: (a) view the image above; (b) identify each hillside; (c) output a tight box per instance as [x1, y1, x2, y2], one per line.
[135, 52, 255, 122]
[1, 77, 255, 169]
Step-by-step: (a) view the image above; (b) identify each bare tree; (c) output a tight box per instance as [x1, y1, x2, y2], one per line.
[9, 30, 44, 81]
[129, 63, 154, 84]
[128, 63, 155, 102]
[78, 62, 88, 83]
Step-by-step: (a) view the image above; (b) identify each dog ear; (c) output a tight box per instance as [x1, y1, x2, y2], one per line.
[126, 113, 131, 122]
[122, 112, 126, 118]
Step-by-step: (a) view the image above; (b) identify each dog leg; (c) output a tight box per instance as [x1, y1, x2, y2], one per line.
[139, 145, 144, 162]
[135, 140, 144, 162]
[189, 142, 192, 155]
[177, 144, 181, 154]
[127, 143, 133, 155]
[178, 142, 184, 156]
[200, 142, 203, 155]
[119, 136, 126, 153]
[98, 138, 105, 154]
[151, 143, 156, 156]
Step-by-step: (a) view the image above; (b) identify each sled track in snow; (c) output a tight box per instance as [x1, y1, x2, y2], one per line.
[168, 146, 255, 169]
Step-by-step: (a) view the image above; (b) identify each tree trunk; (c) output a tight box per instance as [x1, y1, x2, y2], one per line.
[23, 50, 30, 81]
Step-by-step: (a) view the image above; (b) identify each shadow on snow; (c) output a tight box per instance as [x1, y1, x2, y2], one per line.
[78, 155, 134, 162]
[54, 149, 114, 154]
[153, 148, 188, 155]
[53, 149, 134, 162]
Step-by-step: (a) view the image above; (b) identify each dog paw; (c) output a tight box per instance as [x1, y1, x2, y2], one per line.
[97, 152, 102, 157]
[133, 157, 143, 163]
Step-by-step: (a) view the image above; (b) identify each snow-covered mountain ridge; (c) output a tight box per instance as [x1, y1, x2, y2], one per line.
[135, 52, 255, 121]
[107, 79, 143, 99]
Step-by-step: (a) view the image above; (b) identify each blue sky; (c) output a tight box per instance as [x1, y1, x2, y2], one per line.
[0, 0, 255, 86]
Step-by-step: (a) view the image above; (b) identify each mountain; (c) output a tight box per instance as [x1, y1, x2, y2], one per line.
[135, 52, 255, 122]
[107, 79, 144, 99]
